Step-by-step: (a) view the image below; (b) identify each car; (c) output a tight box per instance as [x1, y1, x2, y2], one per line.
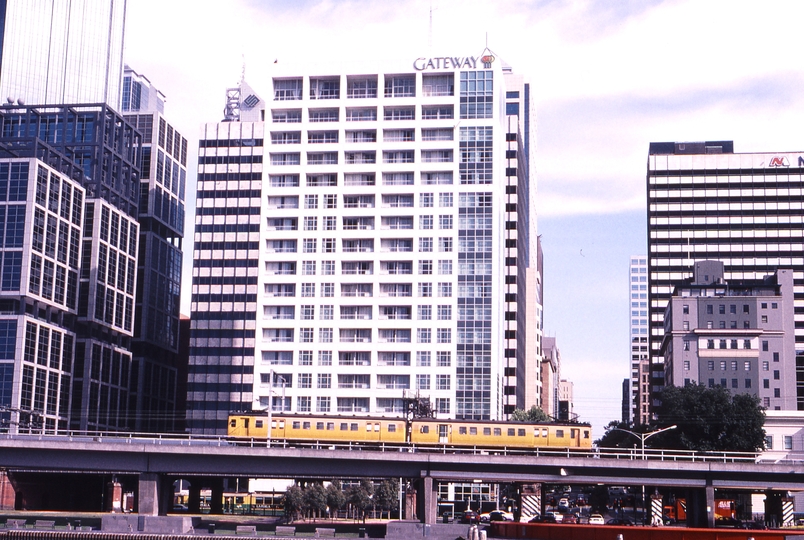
[172, 504, 188, 512]
[557, 498, 570, 511]
[588, 514, 605, 525]
[461, 511, 480, 524]
[561, 514, 578, 524]
[714, 516, 743, 528]
[606, 518, 634, 526]
[488, 511, 514, 522]
[529, 515, 556, 524]
[741, 521, 768, 530]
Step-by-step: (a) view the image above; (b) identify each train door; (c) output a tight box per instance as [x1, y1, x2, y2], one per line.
[438, 424, 449, 443]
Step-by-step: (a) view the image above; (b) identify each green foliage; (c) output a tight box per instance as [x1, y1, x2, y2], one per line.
[346, 483, 372, 521]
[283, 484, 304, 522]
[303, 483, 327, 519]
[326, 481, 346, 516]
[374, 479, 399, 518]
[510, 406, 551, 423]
[655, 383, 765, 452]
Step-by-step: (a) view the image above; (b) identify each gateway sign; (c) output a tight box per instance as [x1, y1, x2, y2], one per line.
[413, 56, 478, 70]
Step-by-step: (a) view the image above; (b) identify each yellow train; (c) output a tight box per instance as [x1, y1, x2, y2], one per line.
[228, 413, 592, 450]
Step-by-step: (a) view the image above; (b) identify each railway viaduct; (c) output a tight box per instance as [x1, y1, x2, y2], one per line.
[0, 434, 802, 528]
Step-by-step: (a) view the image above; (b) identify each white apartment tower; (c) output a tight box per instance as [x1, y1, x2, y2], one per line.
[629, 256, 649, 424]
[188, 53, 539, 433]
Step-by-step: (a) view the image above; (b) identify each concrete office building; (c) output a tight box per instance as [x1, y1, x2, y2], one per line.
[0, 0, 126, 109]
[122, 66, 187, 432]
[648, 142, 804, 414]
[661, 261, 796, 410]
[629, 255, 649, 424]
[187, 52, 540, 433]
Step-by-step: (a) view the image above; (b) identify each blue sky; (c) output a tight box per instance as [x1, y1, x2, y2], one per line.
[123, 0, 804, 435]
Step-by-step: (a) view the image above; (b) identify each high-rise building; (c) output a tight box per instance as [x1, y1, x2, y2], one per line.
[0, 0, 126, 108]
[647, 141, 804, 414]
[629, 255, 649, 424]
[0, 103, 141, 432]
[122, 66, 187, 432]
[661, 261, 796, 409]
[187, 52, 540, 433]
[541, 336, 560, 418]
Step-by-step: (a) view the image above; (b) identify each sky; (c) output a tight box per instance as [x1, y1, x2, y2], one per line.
[123, 0, 804, 437]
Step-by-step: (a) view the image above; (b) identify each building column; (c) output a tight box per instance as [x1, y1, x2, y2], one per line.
[0, 471, 16, 510]
[138, 473, 162, 516]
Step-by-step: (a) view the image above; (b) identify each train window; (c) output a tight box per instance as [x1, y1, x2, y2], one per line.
[541, 428, 547, 437]
[494, 428, 501, 436]
[483, 427, 491, 436]
[350, 423, 359, 431]
[421, 426, 429, 434]
[518, 429, 525, 437]
[303, 422, 311, 429]
[230, 419, 237, 427]
[256, 420, 263, 428]
[374, 424, 380, 431]
[366, 423, 372, 431]
[469, 427, 477, 435]
[459, 427, 467, 435]
[388, 424, 397, 432]
[327, 422, 335, 430]
[316, 422, 324, 430]
[508, 428, 515, 436]
[533, 429, 540, 437]
[340, 423, 348, 431]
[584, 430, 590, 439]
[292, 421, 301, 429]
[556, 429, 565, 437]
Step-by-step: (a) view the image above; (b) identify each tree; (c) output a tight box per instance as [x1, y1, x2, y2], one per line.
[346, 483, 372, 522]
[655, 383, 765, 452]
[283, 484, 304, 523]
[326, 481, 346, 519]
[303, 483, 327, 520]
[510, 406, 551, 423]
[374, 479, 399, 519]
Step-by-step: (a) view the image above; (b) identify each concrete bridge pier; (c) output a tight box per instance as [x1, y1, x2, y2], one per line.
[138, 473, 164, 516]
[684, 482, 715, 528]
[420, 476, 437, 524]
[187, 482, 201, 513]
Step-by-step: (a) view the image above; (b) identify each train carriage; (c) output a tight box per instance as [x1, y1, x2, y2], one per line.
[228, 413, 407, 444]
[410, 419, 592, 449]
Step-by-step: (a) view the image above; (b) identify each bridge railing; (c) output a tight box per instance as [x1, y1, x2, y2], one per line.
[0, 430, 763, 463]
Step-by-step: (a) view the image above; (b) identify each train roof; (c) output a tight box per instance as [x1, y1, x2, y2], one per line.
[229, 412, 590, 428]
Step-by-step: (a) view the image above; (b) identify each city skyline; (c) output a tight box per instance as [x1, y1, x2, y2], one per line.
[122, 0, 804, 436]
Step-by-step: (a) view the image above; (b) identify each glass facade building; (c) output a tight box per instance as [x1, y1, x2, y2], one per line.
[187, 55, 541, 434]
[647, 141, 804, 414]
[0, 0, 126, 109]
[629, 256, 649, 424]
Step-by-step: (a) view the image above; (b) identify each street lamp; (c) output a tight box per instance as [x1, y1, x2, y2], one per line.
[610, 425, 677, 525]
[611, 424, 677, 460]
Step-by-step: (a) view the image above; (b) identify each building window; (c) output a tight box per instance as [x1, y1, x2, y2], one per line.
[436, 374, 451, 390]
[417, 351, 431, 367]
[436, 328, 451, 343]
[436, 351, 451, 367]
[707, 339, 714, 349]
[419, 237, 433, 252]
[420, 193, 434, 207]
[298, 374, 312, 389]
[707, 361, 715, 370]
[417, 328, 431, 343]
[743, 340, 751, 349]
[418, 305, 432, 320]
[774, 388, 781, 398]
[299, 328, 314, 343]
[319, 328, 333, 343]
[420, 215, 434, 229]
[437, 282, 452, 297]
[418, 282, 432, 297]
[417, 374, 431, 390]
[300, 305, 314, 320]
[438, 238, 453, 252]
[683, 340, 690, 351]
[318, 351, 332, 366]
[317, 397, 330, 412]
